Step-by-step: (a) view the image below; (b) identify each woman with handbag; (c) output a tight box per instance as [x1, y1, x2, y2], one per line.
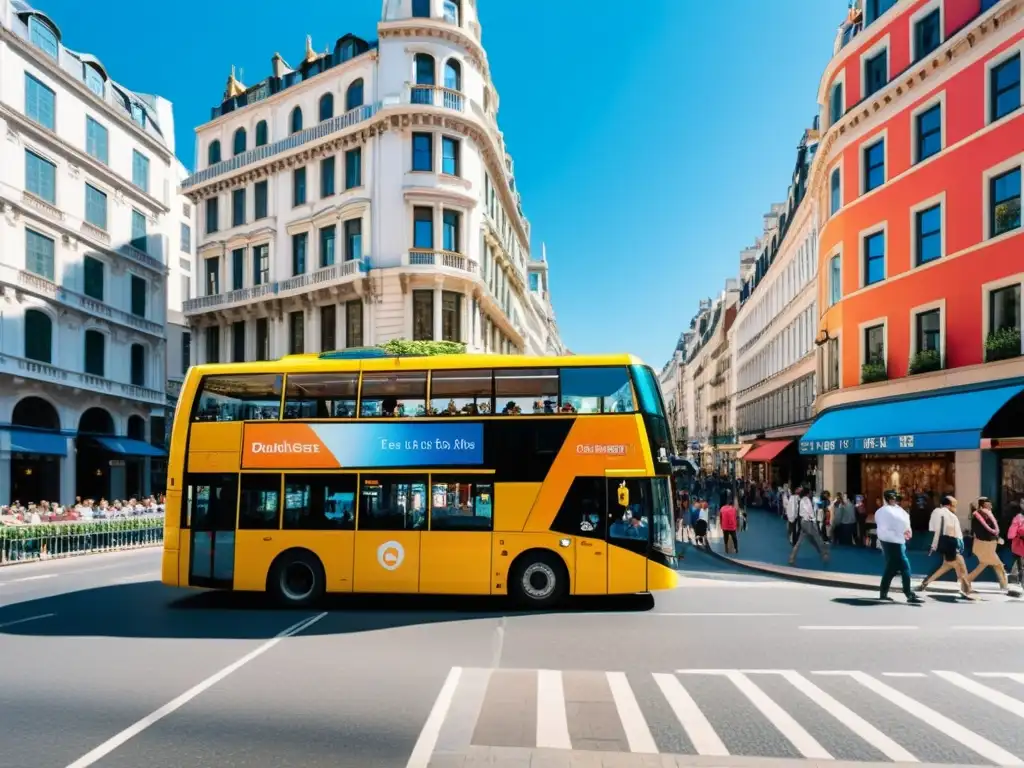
[966, 497, 1009, 591]
[917, 495, 973, 597]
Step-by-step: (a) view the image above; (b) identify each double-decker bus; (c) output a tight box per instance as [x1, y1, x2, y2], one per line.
[161, 350, 678, 607]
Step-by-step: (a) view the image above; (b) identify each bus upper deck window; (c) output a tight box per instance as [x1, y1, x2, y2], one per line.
[493, 368, 558, 415]
[284, 373, 358, 419]
[559, 367, 635, 414]
[193, 374, 282, 422]
[360, 371, 427, 418]
[430, 369, 494, 416]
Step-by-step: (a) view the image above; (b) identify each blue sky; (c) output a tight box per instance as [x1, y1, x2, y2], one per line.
[36, 0, 842, 366]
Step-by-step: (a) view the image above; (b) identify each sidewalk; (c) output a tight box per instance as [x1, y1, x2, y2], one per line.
[696, 507, 1017, 592]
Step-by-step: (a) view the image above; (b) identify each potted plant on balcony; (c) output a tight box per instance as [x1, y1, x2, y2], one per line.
[909, 348, 942, 375]
[861, 358, 887, 384]
[985, 326, 1022, 362]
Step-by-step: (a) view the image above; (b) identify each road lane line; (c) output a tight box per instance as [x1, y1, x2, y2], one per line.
[406, 666, 463, 768]
[977, 673, 1024, 683]
[606, 672, 658, 754]
[0, 613, 55, 629]
[655, 612, 796, 617]
[652, 673, 728, 756]
[0, 573, 59, 584]
[846, 671, 1023, 766]
[935, 671, 1024, 719]
[63, 612, 327, 768]
[724, 671, 831, 759]
[536, 669, 571, 749]
[800, 625, 918, 631]
[882, 672, 926, 677]
[781, 671, 916, 763]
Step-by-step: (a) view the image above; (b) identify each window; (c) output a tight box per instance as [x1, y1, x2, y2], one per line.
[914, 9, 941, 61]
[864, 324, 885, 365]
[359, 371, 427, 418]
[84, 256, 104, 300]
[829, 254, 841, 305]
[25, 150, 56, 204]
[412, 133, 433, 171]
[183, 473, 237, 531]
[290, 106, 303, 134]
[255, 318, 269, 361]
[430, 369, 493, 415]
[130, 209, 147, 253]
[430, 478, 492, 531]
[830, 167, 841, 215]
[863, 231, 885, 286]
[829, 82, 843, 125]
[863, 139, 885, 192]
[344, 218, 362, 261]
[182, 331, 191, 373]
[345, 148, 362, 189]
[318, 93, 334, 122]
[292, 232, 307, 275]
[205, 196, 219, 234]
[442, 209, 460, 252]
[84, 329, 105, 375]
[205, 257, 220, 295]
[285, 372, 358, 419]
[228, 320, 244, 363]
[284, 474, 356, 530]
[444, 59, 461, 91]
[864, 49, 888, 97]
[529, 273, 540, 292]
[441, 137, 459, 176]
[231, 188, 245, 227]
[192, 374, 282, 421]
[916, 104, 941, 162]
[346, 79, 364, 111]
[255, 121, 268, 147]
[25, 74, 55, 130]
[254, 180, 268, 219]
[239, 474, 281, 530]
[320, 305, 336, 352]
[915, 309, 941, 353]
[412, 0, 430, 17]
[25, 229, 54, 281]
[414, 206, 434, 249]
[494, 368, 559, 415]
[915, 204, 942, 265]
[443, 0, 460, 24]
[415, 53, 435, 87]
[205, 326, 220, 364]
[865, 0, 897, 24]
[85, 117, 108, 164]
[608, 478, 656, 544]
[560, 367, 635, 414]
[180, 223, 192, 253]
[991, 54, 1021, 123]
[231, 248, 244, 290]
[130, 343, 145, 385]
[293, 167, 307, 206]
[320, 225, 336, 267]
[359, 476, 427, 531]
[208, 140, 221, 166]
[250, 244, 268, 286]
[441, 290, 462, 342]
[28, 16, 58, 58]
[132, 150, 149, 192]
[552, 477, 607, 539]
[289, 310, 304, 354]
[24, 309, 52, 363]
[321, 156, 335, 197]
[346, 300, 363, 347]
[131, 275, 147, 317]
[991, 168, 1022, 237]
[413, 289, 433, 340]
[982, 0, 1001, 9]
[990, 285, 1021, 359]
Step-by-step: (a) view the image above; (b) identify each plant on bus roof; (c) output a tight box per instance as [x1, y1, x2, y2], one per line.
[378, 339, 467, 356]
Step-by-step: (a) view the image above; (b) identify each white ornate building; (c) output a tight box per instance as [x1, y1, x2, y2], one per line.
[0, 0, 177, 506]
[181, 0, 562, 361]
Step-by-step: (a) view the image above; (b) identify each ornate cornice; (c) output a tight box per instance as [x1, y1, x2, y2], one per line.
[377, 19, 488, 80]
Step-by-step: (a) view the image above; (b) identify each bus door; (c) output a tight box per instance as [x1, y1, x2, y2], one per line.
[353, 475, 423, 593]
[420, 475, 493, 594]
[187, 473, 238, 588]
[572, 477, 608, 595]
[607, 477, 649, 594]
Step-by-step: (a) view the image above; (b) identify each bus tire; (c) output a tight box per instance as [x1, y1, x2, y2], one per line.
[509, 550, 567, 609]
[268, 549, 325, 608]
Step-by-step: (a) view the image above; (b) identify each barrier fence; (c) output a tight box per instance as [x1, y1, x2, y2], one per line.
[0, 516, 164, 565]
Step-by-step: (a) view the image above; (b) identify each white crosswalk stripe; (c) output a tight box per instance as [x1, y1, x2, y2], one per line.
[415, 667, 1024, 766]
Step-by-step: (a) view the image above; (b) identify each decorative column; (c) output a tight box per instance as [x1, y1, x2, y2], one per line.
[308, 304, 321, 353]
[461, 291, 471, 345]
[432, 285, 443, 341]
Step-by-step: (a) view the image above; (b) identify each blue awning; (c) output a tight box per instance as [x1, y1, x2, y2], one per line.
[92, 436, 167, 457]
[10, 429, 67, 456]
[799, 383, 1024, 455]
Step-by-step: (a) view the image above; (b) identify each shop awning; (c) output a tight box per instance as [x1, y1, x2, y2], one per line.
[10, 429, 67, 456]
[736, 443, 755, 459]
[92, 436, 167, 458]
[799, 382, 1024, 455]
[742, 440, 792, 463]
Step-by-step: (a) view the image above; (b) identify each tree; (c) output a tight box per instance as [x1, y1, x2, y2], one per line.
[378, 339, 466, 356]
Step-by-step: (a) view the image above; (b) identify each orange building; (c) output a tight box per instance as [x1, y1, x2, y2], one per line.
[799, 0, 1024, 528]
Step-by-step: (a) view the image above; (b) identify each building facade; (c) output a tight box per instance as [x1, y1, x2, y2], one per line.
[803, 0, 1024, 525]
[181, 0, 562, 362]
[0, 0, 173, 507]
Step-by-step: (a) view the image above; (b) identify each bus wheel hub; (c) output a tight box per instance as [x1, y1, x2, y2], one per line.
[522, 563, 556, 599]
[282, 562, 315, 601]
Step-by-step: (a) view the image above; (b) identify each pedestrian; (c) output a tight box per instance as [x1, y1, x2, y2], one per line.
[966, 497, 1009, 592]
[1006, 501, 1024, 595]
[875, 489, 922, 603]
[831, 493, 856, 546]
[788, 487, 830, 566]
[720, 493, 739, 554]
[786, 487, 801, 545]
[917, 495, 973, 597]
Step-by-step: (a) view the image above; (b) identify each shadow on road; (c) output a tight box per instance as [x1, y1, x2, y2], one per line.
[0, 581, 655, 640]
[831, 596, 922, 607]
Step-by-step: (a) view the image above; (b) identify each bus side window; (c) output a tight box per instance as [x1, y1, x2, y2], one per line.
[284, 373, 358, 419]
[429, 369, 494, 416]
[284, 474, 356, 529]
[609, 478, 650, 540]
[551, 477, 606, 539]
[359, 475, 427, 530]
[429, 477, 493, 531]
[185, 473, 238, 530]
[559, 367, 635, 414]
[360, 371, 427, 418]
[193, 374, 282, 422]
[238, 474, 282, 530]
[494, 368, 558, 415]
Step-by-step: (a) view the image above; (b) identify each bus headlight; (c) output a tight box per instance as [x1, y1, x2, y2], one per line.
[559, 538, 571, 548]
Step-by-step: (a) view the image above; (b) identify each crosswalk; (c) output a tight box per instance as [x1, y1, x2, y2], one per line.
[415, 667, 1024, 766]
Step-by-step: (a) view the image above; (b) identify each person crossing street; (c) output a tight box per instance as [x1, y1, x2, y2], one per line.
[875, 490, 923, 603]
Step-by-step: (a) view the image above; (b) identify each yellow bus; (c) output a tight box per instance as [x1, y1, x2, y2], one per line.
[161, 350, 679, 607]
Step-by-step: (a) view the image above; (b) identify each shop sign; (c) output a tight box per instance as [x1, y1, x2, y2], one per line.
[799, 430, 979, 455]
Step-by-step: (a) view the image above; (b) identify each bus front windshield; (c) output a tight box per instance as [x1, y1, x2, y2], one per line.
[650, 477, 675, 557]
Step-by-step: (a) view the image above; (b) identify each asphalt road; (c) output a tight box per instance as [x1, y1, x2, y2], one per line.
[3, 546, 1024, 768]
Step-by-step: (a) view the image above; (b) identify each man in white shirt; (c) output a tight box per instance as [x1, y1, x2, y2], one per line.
[786, 489, 800, 545]
[876, 489, 922, 603]
[788, 488, 830, 565]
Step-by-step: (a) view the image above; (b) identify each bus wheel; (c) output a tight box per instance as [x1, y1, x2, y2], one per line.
[509, 551, 567, 609]
[268, 550, 325, 608]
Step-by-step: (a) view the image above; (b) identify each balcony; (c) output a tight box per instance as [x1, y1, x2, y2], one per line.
[22, 191, 64, 222]
[0, 352, 164, 405]
[409, 85, 465, 112]
[118, 242, 165, 274]
[404, 249, 477, 274]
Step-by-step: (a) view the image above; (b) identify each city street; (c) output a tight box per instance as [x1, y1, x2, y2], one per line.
[3, 548, 1024, 767]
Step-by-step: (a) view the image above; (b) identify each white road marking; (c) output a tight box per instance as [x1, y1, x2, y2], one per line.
[935, 671, 1024, 719]
[977, 673, 1024, 684]
[799, 625, 918, 631]
[0, 613, 55, 629]
[0, 573, 58, 584]
[724, 671, 831, 759]
[535, 669, 571, 749]
[112, 573, 156, 583]
[677, 669, 792, 675]
[63, 612, 327, 768]
[781, 671, 917, 763]
[652, 673, 728, 756]
[655, 612, 796, 617]
[882, 672, 927, 677]
[605, 672, 658, 754]
[845, 671, 1023, 766]
[406, 666, 463, 768]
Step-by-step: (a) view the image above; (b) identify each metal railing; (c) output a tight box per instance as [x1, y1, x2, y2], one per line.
[0, 516, 164, 565]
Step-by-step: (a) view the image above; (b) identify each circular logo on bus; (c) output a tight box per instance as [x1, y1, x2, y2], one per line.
[377, 540, 404, 571]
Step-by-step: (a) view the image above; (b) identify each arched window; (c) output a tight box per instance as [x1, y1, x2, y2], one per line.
[208, 140, 221, 166]
[290, 106, 303, 135]
[444, 59, 461, 91]
[12, 396, 59, 431]
[255, 120, 268, 147]
[412, 0, 430, 18]
[130, 343, 145, 386]
[28, 16, 58, 59]
[346, 79, 364, 111]
[318, 93, 334, 122]
[233, 127, 246, 156]
[84, 329, 105, 376]
[127, 415, 146, 441]
[78, 407, 114, 435]
[24, 309, 52, 363]
[413, 53, 435, 104]
[84, 63, 105, 97]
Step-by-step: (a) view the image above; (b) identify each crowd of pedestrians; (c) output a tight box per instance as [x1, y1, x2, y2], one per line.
[0, 495, 166, 525]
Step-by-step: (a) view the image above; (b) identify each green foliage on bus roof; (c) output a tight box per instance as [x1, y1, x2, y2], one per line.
[378, 339, 467, 356]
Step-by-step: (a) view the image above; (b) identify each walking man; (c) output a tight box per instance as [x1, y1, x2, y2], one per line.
[876, 489, 922, 603]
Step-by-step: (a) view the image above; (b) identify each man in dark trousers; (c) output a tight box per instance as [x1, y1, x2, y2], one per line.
[876, 490, 923, 603]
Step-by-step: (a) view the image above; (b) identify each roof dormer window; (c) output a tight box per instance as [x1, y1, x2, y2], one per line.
[28, 16, 58, 59]
[84, 63, 105, 98]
